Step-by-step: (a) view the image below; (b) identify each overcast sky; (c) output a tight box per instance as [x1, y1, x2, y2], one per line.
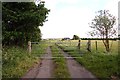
[39, 0, 119, 39]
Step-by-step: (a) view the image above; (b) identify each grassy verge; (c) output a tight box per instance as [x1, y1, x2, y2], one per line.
[57, 41, 119, 79]
[31, 40, 49, 57]
[2, 41, 48, 78]
[50, 45, 70, 78]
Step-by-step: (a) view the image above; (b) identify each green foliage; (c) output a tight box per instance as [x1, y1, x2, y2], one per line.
[2, 2, 50, 46]
[89, 10, 116, 38]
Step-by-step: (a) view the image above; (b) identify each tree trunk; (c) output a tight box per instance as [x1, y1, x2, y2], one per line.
[104, 28, 110, 52]
[106, 39, 110, 52]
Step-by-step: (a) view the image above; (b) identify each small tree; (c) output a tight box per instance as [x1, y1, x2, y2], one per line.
[89, 10, 116, 52]
[72, 35, 80, 40]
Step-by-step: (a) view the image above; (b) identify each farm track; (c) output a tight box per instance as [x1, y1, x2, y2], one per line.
[22, 45, 97, 79]
[58, 47, 98, 79]
[21, 46, 53, 79]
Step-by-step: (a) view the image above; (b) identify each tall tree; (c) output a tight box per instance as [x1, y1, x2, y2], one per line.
[2, 2, 50, 46]
[89, 10, 116, 52]
[72, 35, 80, 40]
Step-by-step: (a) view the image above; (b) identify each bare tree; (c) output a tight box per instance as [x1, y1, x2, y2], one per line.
[89, 10, 116, 52]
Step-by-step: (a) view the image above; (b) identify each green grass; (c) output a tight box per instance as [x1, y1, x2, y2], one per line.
[2, 41, 48, 78]
[58, 40, 118, 55]
[51, 45, 70, 78]
[31, 40, 49, 57]
[57, 40, 119, 79]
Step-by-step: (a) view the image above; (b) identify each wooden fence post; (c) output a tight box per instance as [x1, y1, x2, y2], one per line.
[78, 39, 81, 53]
[95, 41, 97, 51]
[78, 40, 81, 49]
[87, 40, 91, 52]
[28, 41, 31, 53]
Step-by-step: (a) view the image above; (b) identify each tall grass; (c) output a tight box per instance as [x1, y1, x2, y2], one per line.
[2, 41, 48, 78]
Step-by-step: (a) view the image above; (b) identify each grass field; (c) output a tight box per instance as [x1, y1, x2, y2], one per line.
[58, 40, 118, 54]
[2, 40, 49, 78]
[56, 40, 119, 79]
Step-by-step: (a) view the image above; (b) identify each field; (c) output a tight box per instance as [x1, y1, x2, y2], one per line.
[57, 40, 118, 54]
[2, 40, 119, 79]
[56, 40, 119, 79]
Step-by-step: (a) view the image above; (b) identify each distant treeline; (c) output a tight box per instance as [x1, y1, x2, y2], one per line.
[81, 38, 120, 40]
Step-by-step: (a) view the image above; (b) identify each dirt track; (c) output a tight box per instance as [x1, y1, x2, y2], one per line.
[22, 46, 53, 79]
[59, 48, 97, 79]
[22, 46, 98, 79]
